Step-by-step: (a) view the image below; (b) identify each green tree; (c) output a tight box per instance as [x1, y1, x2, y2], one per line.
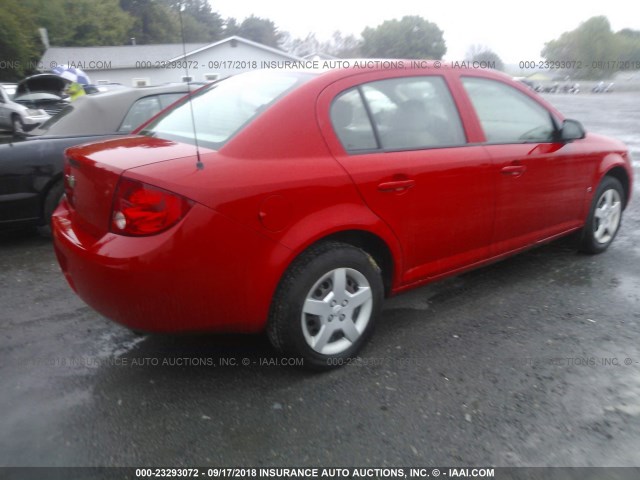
[21, 0, 73, 48]
[74, 1, 133, 45]
[616, 29, 640, 65]
[281, 33, 321, 57]
[542, 16, 620, 79]
[49, 0, 134, 46]
[361, 16, 446, 59]
[326, 31, 362, 58]
[160, 0, 224, 42]
[20, 0, 134, 47]
[121, 0, 181, 44]
[223, 18, 240, 37]
[282, 31, 362, 59]
[182, 0, 223, 40]
[238, 16, 283, 48]
[177, 14, 211, 42]
[0, 0, 42, 80]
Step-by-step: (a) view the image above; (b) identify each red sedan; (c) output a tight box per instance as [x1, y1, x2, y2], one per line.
[52, 64, 633, 369]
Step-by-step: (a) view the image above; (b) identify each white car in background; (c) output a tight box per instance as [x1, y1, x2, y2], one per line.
[0, 82, 50, 134]
[0, 75, 70, 135]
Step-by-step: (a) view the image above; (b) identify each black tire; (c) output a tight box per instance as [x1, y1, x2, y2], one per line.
[37, 180, 64, 238]
[579, 176, 624, 254]
[11, 115, 24, 136]
[267, 241, 384, 370]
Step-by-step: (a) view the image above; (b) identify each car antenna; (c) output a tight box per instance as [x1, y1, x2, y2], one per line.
[179, 2, 204, 170]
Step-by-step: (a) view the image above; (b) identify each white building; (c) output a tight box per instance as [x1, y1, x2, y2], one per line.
[39, 36, 303, 86]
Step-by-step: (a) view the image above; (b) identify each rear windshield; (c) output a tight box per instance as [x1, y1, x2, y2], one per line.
[140, 71, 312, 149]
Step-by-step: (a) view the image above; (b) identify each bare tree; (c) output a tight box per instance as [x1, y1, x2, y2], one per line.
[465, 44, 505, 70]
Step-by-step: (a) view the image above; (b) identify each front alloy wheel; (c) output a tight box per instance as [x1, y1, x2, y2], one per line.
[268, 241, 384, 370]
[592, 188, 622, 245]
[580, 176, 624, 254]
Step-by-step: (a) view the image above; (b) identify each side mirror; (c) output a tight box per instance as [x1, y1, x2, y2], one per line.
[560, 119, 585, 142]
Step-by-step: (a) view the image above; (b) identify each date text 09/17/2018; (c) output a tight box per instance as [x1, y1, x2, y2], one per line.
[519, 59, 640, 70]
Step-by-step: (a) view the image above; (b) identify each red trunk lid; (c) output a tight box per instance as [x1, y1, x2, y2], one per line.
[64, 136, 201, 237]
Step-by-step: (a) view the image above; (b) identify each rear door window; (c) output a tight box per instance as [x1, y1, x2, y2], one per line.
[331, 76, 466, 153]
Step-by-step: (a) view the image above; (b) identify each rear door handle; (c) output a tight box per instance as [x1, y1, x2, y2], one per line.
[501, 165, 527, 176]
[377, 179, 416, 192]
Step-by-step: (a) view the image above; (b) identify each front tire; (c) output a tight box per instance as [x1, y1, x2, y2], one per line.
[579, 176, 624, 254]
[11, 115, 24, 136]
[37, 180, 64, 238]
[267, 242, 384, 370]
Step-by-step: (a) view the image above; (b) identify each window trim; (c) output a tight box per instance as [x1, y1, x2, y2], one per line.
[356, 86, 382, 151]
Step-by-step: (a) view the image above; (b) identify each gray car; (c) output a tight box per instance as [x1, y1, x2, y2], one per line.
[0, 83, 196, 234]
[0, 82, 50, 134]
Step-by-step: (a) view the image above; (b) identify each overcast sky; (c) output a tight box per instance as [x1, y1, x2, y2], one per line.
[211, 0, 638, 64]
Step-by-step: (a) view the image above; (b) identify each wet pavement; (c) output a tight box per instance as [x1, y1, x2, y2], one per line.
[1, 92, 639, 468]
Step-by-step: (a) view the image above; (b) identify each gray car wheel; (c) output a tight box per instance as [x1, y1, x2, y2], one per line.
[11, 115, 24, 135]
[37, 180, 64, 237]
[579, 176, 624, 254]
[267, 241, 384, 370]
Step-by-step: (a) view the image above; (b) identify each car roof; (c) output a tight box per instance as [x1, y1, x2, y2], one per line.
[35, 84, 194, 136]
[310, 61, 511, 81]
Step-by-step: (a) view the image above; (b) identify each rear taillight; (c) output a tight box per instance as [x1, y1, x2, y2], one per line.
[110, 178, 193, 236]
[63, 161, 75, 207]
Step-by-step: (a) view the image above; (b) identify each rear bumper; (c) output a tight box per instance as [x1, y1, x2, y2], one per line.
[52, 198, 289, 333]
